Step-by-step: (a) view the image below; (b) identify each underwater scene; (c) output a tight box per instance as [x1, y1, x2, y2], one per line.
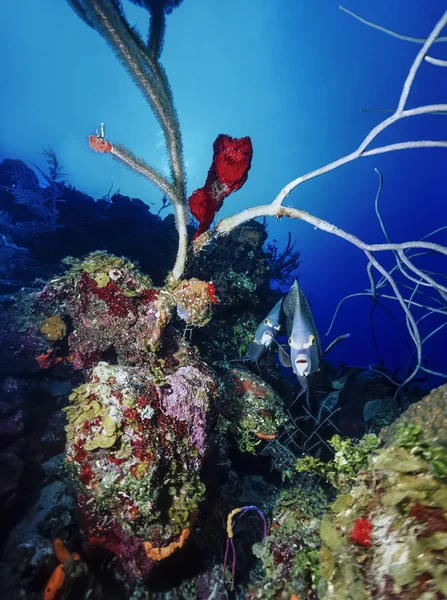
[1, 0, 447, 598]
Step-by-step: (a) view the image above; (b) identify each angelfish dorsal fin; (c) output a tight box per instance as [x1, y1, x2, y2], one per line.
[283, 280, 298, 337]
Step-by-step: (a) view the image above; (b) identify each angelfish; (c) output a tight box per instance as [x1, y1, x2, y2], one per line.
[278, 280, 349, 397]
[230, 298, 284, 370]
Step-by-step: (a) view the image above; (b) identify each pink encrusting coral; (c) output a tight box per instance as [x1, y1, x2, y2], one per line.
[188, 134, 253, 239]
[158, 365, 215, 462]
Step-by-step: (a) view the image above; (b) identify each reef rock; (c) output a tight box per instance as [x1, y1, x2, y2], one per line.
[35, 252, 166, 368]
[381, 383, 447, 448]
[64, 354, 218, 579]
[317, 383, 447, 600]
[219, 368, 287, 454]
[247, 488, 327, 599]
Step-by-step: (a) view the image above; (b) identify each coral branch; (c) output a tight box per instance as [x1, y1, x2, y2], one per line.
[67, 0, 188, 279]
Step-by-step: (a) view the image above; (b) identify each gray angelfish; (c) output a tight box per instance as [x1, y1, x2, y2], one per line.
[230, 298, 284, 370]
[277, 280, 349, 396]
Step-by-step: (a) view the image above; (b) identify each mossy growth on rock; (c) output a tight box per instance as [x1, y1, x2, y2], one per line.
[170, 277, 217, 327]
[382, 383, 447, 449]
[295, 434, 381, 492]
[36, 250, 167, 367]
[64, 353, 218, 578]
[317, 384, 447, 600]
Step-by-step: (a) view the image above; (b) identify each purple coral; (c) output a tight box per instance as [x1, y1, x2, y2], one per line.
[158, 365, 215, 462]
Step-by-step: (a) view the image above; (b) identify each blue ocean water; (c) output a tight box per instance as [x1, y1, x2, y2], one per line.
[1, 0, 446, 384]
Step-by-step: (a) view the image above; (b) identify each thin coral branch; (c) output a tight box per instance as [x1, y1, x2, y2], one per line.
[110, 144, 173, 196]
[266, 231, 301, 286]
[324, 167, 446, 393]
[425, 55, 447, 67]
[361, 108, 447, 115]
[263, 104, 447, 212]
[340, 4, 447, 70]
[67, 0, 188, 280]
[339, 5, 447, 44]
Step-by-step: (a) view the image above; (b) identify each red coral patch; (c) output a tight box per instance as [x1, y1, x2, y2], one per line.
[89, 135, 113, 153]
[350, 518, 373, 547]
[207, 281, 218, 305]
[410, 504, 447, 536]
[79, 272, 136, 318]
[188, 134, 253, 239]
[80, 463, 96, 485]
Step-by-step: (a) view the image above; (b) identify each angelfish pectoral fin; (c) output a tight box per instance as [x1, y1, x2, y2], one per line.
[322, 333, 350, 358]
[271, 338, 292, 368]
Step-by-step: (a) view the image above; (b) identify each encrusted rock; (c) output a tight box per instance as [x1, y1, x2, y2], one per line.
[64, 353, 218, 578]
[219, 368, 287, 454]
[318, 383, 447, 600]
[382, 383, 447, 448]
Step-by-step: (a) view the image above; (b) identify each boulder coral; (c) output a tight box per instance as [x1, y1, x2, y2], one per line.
[317, 384, 447, 599]
[64, 356, 218, 578]
[36, 251, 217, 368]
[219, 368, 288, 454]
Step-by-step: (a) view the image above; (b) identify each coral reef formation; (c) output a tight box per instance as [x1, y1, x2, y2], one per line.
[220, 368, 288, 453]
[317, 384, 447, 599]
[34, 256, 221, 577]
[248, 488, 328, 599]
[35, 251, 217, 368]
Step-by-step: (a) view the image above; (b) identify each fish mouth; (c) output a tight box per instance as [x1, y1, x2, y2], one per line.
[295, 354, 310, 377]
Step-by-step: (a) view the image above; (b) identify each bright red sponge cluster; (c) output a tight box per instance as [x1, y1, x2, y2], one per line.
[188, 134, 253, 239]
[350, 517, 373, 547]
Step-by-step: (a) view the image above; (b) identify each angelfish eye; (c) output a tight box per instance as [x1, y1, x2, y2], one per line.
[303, 335, 315, 350]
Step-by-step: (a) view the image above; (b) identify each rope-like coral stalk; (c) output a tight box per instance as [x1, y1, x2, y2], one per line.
[67, 0, 188, 280]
